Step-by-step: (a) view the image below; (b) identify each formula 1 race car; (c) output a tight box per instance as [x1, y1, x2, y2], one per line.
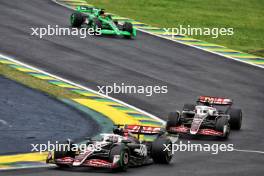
[166, 96, 242, 139]
[70, 6, 136, 39]
[46, 125, 174, 171]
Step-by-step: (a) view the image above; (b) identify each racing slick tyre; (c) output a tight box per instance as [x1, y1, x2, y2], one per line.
[123, 22, 133, 39]
[110, 145, 129, 172]
[70, 12, 84, 28]
[166, 111, 181, 130]
[228, 108, 242, 130]
[215, 116, 230, 139]
[151, 137, 173, 164]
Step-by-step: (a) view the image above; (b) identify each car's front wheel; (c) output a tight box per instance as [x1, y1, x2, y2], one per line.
[109, 145, 129, 172]
[215, 116, 230, 139]
[70, 12, 84, 27]
[166, 111, 181, 130]
[228, 108, 242, 130]
[151, 137, 173, 164]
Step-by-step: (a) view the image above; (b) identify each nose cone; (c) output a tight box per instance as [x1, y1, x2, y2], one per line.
[190, 118, 203, 135]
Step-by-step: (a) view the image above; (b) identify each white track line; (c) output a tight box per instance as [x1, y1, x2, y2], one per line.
[2, 53, 263, 156]
[0, 164, 55, 171]
[52, 0, 263, 69]
[0, 119, 8, 126]
[0, 53, 165, 124]
[136, 29, 264, 69]
[0, 3, 261, 171]
[233, 149, 264, 154]
[0, 52, 165, 171]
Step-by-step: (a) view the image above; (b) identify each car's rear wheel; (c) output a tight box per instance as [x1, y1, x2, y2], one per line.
[123, 22, 133, 39]
[109, 145, 129, 172]
[151, 137, 173, 164]
[70, 12, 84, 27]
[166, 111, 181, 130]
[228, 108, 242, 130]
[215, 116, 230, 139]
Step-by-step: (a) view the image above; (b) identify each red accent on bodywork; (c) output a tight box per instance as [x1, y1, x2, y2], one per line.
[199, 96, 232, 105]
[125, 125, 161, 134]
[169, 126, 223, 136]
[83, 159, 117, 168]
[55, 157, 74, 164]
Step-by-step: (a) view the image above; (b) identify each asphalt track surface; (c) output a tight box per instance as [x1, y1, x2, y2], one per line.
[0, 0, 264, 175]
[0, 75, 99, 155]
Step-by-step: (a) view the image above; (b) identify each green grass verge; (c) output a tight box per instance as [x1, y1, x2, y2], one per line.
[86, 0, 264, 57]
[0, 64, 83, 99]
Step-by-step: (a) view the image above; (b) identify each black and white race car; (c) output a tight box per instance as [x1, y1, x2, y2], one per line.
[46, 125, 175, 171]
[166, 96, 242, 139]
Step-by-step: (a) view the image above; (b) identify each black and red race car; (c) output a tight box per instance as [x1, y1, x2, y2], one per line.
[46, 125, 175, 171]
[166, 96, 242, 139]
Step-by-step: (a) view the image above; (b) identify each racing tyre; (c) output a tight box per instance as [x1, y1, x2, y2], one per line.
[229, 108, 242, 130]
[151, 137, 173, 164]
[215, 116, 230, 139]
[110, 145, 129, 172]
[123, 22, 133, 39]
[166, 111, 180, 130]
[70, 12, 84, 27]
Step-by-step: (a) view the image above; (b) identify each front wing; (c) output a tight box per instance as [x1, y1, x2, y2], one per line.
[46, 153, 120, 169]
[168, 125, 224, 137]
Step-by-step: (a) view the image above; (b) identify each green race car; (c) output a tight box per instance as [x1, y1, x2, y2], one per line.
[70, 6, 136, 39]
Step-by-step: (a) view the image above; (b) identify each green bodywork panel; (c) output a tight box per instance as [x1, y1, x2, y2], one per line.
[71, 6, 136, 37]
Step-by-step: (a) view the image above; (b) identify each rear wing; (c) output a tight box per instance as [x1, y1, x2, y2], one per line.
[198, 96, 233, 105]
[123, 125, 162, 135]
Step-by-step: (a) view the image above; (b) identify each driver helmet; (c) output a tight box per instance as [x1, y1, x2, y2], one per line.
[204, 100, 212, 106]
[99, 9, 105, 16]
[195, 106, 209, 117]
[113, 128, 124, 136]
